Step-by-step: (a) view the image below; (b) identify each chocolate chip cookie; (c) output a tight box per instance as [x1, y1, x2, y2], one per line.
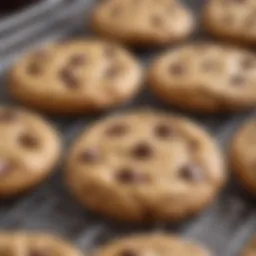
[8, 40, 143, 115]
[0, 106, 61, 198]
[94, 234, 211, 256]
[203, 0, 256, 45]
[0, 232, 81, 256]
[65, 110, 226, 222]
[90, 0, 195, 47]
[147, 43, 256, 113]
[230, 118, 256, 194]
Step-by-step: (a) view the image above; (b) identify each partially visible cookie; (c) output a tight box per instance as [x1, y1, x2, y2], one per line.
[147, 43, 256, 113]
[230, 118, 256, 195]
[0, 232, 81, 256]
[8, 39, 143, 115]
[94, 234, 211, 256]
[241, 235, 256, 256]
[65, 110, 226, 222]
[203, 0, 256, 45]
[90, 0, 195, 47]
[0, 106, 61, 198]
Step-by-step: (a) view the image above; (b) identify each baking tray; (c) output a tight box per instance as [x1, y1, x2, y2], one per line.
[0, 0, 255, 255]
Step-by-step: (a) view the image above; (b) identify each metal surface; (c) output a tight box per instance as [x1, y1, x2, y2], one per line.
[0, 1, 255, 255]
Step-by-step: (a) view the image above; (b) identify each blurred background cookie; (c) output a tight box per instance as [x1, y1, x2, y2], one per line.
[8, 39, 143, 115]
[90, 0, 195, 47]
[147, 43, 256, 113]
[0, 106, 61, 198]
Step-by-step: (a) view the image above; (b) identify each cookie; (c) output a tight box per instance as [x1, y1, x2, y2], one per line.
[65, 110, 226, 222]
[230, 118, 256, 195]
[8, 39, 143, 115]
[147, 43, 256, 113]
[241, 235, 256, 256]
[0, 232, 81, 256]
[94, 234, 211, 256]
[90, 0, 195, 47]
[203, 0, 256, 45]
[0, 106, 61, 198]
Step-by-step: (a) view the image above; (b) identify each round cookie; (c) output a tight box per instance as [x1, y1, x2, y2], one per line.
[90, 0, 195, 47]
[65, 110, 226, 222]
[147, 43, 256, 113]
[230, 118, 256, 195]
[241, 235, 256, 256]
[94, 234, 211, 256]
[203, 0, 256, 45]
[0, 232, 81, 256]
[0, 106, 61, 198]
[8, 39, 143, 115]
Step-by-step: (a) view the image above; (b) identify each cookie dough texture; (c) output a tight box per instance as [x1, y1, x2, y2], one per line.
[203, 0, 256, 45]
[147, 43, 256, 113]
[0, 106, 61, 198]
[230, 118, 256, 194]
[8, 40, 143, 115]
[241, 235, 256, 256]
[65, 110, 226, 222]
[94, 234, 211, 256]
[0, 232, 81, 256]
[90, 0, 195, 47]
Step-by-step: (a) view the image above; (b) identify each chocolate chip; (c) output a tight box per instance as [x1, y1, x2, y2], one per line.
[230, 75, 245, 86]
[116, 168, 146, 184]
[29, 248, 49, 256]
[19, 134, 39, 149]
[79, 149, 99, 163]
[155, 124, 174, 138]
[131, 143, 153, 159]
[105, 66, 121, 79]
[28, 62, 41, 75]
[106, 124, 128, 136]
[242, 57, 255, 69]
[0, 160, 10, 176]
[59, 68, 79, 88]
[0, 110, 17, 122]
[169, 63, 185, 75]
[69, 54, 86, 66]
[179, 164, 202, 182]
[188, 139, 200, 150]
[119, 249, 137, 256]
[151, 16, 163, 27]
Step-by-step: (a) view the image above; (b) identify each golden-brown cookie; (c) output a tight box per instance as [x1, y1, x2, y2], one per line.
[8, 39, 143, 115]
[65, 110, 226, 222]
[0, 232, 81, 256]
[203, 0, 256, 45]
[230, 118, 256, 194]
[94, 234, 211, 256]
[0, 106, 61, 198]
[90, 0, 195, 47]
[147, 43, 256, 113]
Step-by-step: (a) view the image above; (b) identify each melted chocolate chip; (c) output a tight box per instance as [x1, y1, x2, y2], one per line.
[0, 110, 17, 122]
[179, 164, 202, 182]
[151, 16, 163, 27]
[29, 249, 46, 256]
[230, 75, 245, 86]
[155, 124, 174, 138]
[116, 168, 146, 183]
[79, 149, 99, 163]
[131, 143, 153, 159]
[69, 54, 86, 66]
[28, 62, 41, 75]
[0, 160, 10, 176]
[105, 66, 121, 79]
[19, 134, 39, 149]
[59, 68, 79, 88]
[169, 63, 185, 75]
[119, 249, 137, 256]
[106, 124, 128, 136]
